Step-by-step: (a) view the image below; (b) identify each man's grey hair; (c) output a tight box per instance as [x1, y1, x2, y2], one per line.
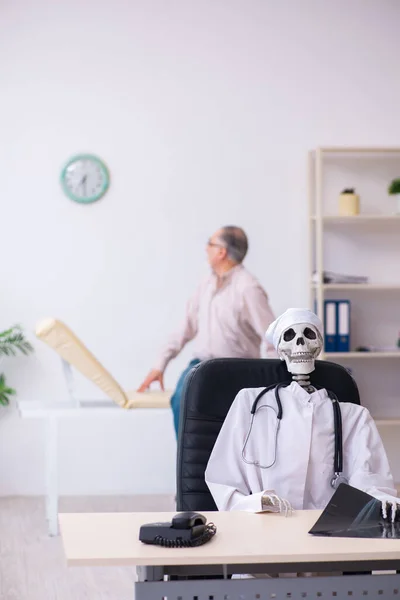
[218, 226, 248, 264]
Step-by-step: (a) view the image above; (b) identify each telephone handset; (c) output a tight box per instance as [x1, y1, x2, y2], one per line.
[139, 511, 217, 547]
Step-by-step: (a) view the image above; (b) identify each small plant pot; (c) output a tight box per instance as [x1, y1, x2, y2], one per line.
[339, 192, 360, 216]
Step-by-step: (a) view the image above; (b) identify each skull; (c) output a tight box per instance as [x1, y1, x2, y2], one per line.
[277, 323, 322, 375]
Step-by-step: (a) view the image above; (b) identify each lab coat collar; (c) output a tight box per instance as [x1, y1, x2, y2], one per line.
[286, 381, 329, 406]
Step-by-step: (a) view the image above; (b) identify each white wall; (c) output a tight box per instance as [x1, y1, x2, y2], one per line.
[1, 0, 400, 495]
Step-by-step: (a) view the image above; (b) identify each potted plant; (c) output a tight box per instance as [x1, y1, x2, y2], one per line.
[388, 178, 400, 214]
[0, 325, 33, 406]
[338, 188, 360, 216]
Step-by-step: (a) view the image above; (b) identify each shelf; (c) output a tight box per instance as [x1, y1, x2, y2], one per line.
[312, 284, 400, 291]
[374, 418, 400, 427]
[323, 352, 400, 359]
[316, 147, 400, 154]
[310, 215, 400, 223]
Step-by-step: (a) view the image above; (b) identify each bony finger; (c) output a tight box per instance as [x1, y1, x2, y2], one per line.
[395, 504, 400, 523]
[391, 502, 399, 524]
[390, 502, 396, 523]
[284, 500, 289, 517]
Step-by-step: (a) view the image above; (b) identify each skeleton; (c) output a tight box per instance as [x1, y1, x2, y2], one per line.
[277, 323, 322, 392]
[274, 320, 400, 523]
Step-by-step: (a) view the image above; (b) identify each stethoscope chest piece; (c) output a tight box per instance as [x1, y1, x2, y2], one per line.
[331, 473, 349, 490]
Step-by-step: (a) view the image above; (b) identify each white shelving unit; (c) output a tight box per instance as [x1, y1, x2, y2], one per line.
[308, 147, 400, 462]
[309, 146, 400, 342]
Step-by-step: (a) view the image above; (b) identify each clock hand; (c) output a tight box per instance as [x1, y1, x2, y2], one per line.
[81, 174, 87, 196]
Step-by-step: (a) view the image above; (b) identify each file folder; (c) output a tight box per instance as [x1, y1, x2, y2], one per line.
[324, 300, 337, 352]
[337, 300, 350, 352]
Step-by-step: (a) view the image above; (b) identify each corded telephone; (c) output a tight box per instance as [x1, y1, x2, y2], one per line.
[139, 511, 217, 547]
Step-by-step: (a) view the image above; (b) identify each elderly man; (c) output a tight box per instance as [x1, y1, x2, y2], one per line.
[205, 308, 398, 519]
[138, 226, 275, 438]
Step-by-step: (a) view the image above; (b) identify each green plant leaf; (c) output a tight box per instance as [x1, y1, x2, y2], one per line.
[0, 325, 34, 357]
[0, 325, 33, 403]
[0, 373, 15, 406]
[388, 179, 400, 195]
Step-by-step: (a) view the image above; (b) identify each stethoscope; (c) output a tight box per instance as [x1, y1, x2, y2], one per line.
[241, 382, 348, 490]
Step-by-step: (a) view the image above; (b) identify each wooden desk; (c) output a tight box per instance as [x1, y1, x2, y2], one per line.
[60, 510, 400, 599]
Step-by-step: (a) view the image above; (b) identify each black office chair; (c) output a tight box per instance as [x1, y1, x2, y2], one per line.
[176, 358, 360, 512]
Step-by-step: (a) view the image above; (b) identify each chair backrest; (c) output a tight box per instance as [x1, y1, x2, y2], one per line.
[36, 318, 129, 408]
[176, 357, 360, 512]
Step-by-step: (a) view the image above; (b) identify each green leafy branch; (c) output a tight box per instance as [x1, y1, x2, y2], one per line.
[0, 374, 15, 406]
[0, 325, 33, 357]
[0, 324, 34, 406]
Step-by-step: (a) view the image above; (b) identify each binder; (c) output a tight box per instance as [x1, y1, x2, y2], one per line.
[324, 300, 337, 352]
[337, 300, 350, 352]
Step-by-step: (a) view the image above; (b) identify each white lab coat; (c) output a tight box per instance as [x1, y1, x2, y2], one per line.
[205, 382, 397, 512]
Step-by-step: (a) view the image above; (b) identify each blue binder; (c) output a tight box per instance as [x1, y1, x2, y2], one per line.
[336, 300, 350, 352]
[324, 300, 337, 352]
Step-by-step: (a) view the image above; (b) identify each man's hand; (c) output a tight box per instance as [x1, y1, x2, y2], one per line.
[137, 369, 164, 392]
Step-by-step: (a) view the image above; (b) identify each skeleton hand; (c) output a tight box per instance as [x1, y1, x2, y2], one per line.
[261, 492, 293, 517]
[381, 522, 398, 539]
[381, 500, 400, 523]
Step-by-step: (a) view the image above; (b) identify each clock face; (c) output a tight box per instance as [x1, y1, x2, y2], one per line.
[60, 154, 109, 203]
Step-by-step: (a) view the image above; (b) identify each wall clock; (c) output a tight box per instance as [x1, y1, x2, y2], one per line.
[60, 154, 110, 203]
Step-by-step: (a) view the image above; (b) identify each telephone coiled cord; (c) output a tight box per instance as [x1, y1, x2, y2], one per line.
[153, 523, 217, 547]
